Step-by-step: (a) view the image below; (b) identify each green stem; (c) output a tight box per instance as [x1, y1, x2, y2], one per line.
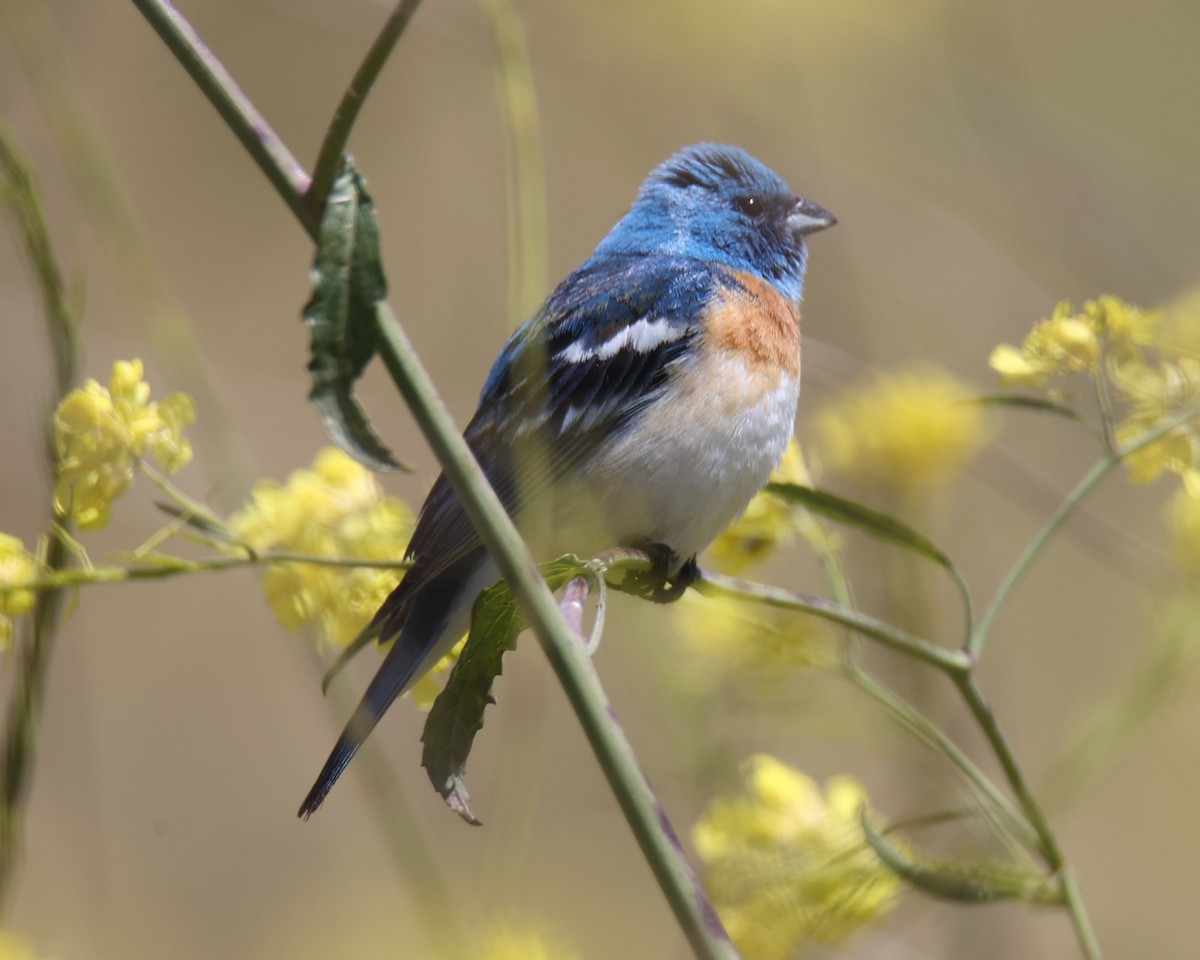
[1061, 869, 1103, 960]
[306, 0, 424, 223]
[129, 0, 315, 236]
[842, 667, 1037, 850]
[0, 550, 411, 596]
[0, 127, 81, 915]
[971, 456, 1113, 659]
[953, 674, 1062, 865]
[480, 0, 548, 325]
[971, 401, 1200, 659]
[696, 569, 972, 675]
[373, 305, 739, 959]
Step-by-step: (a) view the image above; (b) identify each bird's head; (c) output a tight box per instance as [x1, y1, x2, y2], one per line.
[594, 143, 836, 302]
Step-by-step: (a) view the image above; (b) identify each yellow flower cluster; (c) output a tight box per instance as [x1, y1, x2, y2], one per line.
[672, 592, 832, 683]
[53, 359, 195, 530]
[0, 534, 39, 650]
[693, 755, 900, 959]
[991, 296, 1200, 495]
[813, 366, 991, 494]
[229, 448, 413, 655]
[0, 931, 50, 960]
[474, 926, 580, 960]
[989, 296, 1158, 390]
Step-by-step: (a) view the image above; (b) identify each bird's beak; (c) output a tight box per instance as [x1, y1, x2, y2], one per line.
[787, 196, 837, 236]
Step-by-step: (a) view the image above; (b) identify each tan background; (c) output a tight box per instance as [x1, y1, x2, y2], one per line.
[1, 0, 1198, 957]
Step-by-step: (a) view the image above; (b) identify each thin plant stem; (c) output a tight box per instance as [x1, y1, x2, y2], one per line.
[480, 0, 548, 325]
[129, 0, 315, 236]
[841, 667, 1037, 850]
[696, 568, 972, 675]
[307, 0, 424, 222]
[971, 402, 1200, 659]
[0, 550, 412, 597]
[0, 128, 81, 915]
[1061, 869, 1103, 960]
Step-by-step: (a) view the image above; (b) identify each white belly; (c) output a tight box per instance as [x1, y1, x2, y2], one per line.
[563, 352, 800, 562]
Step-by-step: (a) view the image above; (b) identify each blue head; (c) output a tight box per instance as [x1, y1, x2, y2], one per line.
[591, 143, 836, 303]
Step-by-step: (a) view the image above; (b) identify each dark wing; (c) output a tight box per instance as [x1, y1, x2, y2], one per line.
[369, 254, 720, 635]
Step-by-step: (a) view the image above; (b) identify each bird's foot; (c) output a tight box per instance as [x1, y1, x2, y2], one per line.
[635, 543, 699, 603]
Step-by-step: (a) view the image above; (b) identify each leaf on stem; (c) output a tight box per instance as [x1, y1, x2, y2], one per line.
[302, 158, 407, 472]
[861, 809, 1060, 905]
[421, 558, 582, 823]
[972, 394, 1083, 421]
[766, 482, 974, 636]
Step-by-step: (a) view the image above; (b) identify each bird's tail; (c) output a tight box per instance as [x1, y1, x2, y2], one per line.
[298, 551, 492, 818]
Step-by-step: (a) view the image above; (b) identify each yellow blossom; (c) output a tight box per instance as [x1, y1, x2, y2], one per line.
[989, 297, 1159, 392]
[708, 439, 811, 574]
[1112, 356, 1200, 493]
[230, 448, 413, 655]
[474, 925, 580, 960]
[0, 930, 51, 960]
[813, 366, 991, 493]
[693, 755, 900, 959]
[0, 534, 39, 650]
[672, 591, 832, 683]
[53, 359, 195, 530]
[409, 636, 468, 710]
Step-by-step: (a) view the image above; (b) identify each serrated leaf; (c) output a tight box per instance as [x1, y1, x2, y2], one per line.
[861, 810, 1060, 905]
[767, 482, 974, 638]
[302, 158, 405, 472]
[421, 558, 583, 822]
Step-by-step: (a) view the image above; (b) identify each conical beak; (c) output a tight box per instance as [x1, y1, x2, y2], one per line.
[787, 196, 837, 236]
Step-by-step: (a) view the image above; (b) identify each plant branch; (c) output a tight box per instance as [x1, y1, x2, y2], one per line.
[695, 568, 972, 675]
[972, 401, 1200, 658]
[0, 129, 81, 915]
[306, 0, 424, 222]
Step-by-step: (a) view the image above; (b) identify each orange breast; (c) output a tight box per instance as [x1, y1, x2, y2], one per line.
[703, 269, 802, 378]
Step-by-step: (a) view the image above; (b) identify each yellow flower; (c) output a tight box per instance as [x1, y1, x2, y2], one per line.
[1113, 356, 1200, 492]
[672, 592, 832, 683]
[53, 359, 195, 530]
[0, 534, 39, 650]
[693, 755, 900, 959]
[475, 926, 580, 960]
[707, 439, 811, 574]
[990, 297, 1159, 392]
[813, 366, 991, 493]
[0, 930, 51, 960]
[230, 448, 414, 656]
[409, 636, 468, 710]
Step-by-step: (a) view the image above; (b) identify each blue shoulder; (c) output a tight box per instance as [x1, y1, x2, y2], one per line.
[479, 254, 721, 406]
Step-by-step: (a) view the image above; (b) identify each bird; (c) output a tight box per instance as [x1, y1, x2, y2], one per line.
[299, 143, 835, 818]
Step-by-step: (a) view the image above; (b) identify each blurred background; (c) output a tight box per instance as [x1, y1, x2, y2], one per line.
[1, 0, 1199, 957]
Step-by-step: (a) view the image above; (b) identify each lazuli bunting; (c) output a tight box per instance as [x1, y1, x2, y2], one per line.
[300, 143, 835, 817]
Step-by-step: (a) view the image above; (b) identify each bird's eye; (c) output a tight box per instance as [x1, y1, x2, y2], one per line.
[737, 195, 765, 217]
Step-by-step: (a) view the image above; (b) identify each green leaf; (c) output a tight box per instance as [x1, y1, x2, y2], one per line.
[302, 157, 406, 472]
[766, 482, 974, 639]
[972, 393, 1082, 421]
[421, 558, 583, 823]
[861, 809, 1061, 905]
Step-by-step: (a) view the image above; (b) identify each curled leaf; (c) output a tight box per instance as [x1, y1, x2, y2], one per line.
[302, 158, 408, 472]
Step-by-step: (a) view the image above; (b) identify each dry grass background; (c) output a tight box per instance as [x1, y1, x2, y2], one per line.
[2, 0, 1199, 957]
